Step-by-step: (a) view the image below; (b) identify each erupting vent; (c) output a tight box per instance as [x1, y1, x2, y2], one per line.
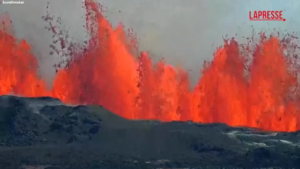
[0, 0, 300, 132]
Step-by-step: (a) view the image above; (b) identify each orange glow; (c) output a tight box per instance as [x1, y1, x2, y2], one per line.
[0, 0, 300, 132]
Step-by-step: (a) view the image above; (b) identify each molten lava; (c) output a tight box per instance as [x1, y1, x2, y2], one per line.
[0, 0, 300, 132]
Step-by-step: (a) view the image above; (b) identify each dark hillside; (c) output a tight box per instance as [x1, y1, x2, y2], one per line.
[0, 95, 299, 169]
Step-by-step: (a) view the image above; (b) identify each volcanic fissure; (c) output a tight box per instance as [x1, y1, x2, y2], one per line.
[1, 1, 300, 132]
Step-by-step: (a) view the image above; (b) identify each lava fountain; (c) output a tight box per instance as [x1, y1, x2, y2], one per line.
[0, 0, 300, 132]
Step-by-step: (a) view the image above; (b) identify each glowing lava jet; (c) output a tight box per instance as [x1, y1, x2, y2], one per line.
[0, 0, 299, 132]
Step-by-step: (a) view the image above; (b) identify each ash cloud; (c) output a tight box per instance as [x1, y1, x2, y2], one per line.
[0, 0, 299, 86]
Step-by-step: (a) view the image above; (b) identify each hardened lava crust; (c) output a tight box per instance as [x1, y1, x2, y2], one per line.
[0, 95, 299, 169]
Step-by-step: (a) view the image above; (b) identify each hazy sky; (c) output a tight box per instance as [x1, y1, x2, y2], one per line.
[0, 0, 299, 86]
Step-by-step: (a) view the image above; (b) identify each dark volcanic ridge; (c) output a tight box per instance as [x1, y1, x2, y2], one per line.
[0, 95, 299, 169]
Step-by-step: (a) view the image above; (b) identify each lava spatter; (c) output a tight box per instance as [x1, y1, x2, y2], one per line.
[0, 0, 300, 132]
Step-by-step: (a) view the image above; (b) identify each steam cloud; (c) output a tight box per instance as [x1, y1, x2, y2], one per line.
[0, 0, 299, 86]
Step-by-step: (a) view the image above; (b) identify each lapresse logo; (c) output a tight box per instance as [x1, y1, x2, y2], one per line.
[249, 10, 285, 21]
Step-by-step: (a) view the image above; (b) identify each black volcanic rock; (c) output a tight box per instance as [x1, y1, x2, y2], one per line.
[0, 95, 102, 146]
[0, 95, 299, 169]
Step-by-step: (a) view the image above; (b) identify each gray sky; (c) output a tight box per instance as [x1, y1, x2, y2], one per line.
[0, 0, 299, 86]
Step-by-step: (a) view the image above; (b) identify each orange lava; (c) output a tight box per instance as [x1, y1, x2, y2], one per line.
[1, 0, 300, 132]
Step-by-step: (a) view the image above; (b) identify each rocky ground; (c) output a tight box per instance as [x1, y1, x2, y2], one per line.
[0, 95, 299, 169]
